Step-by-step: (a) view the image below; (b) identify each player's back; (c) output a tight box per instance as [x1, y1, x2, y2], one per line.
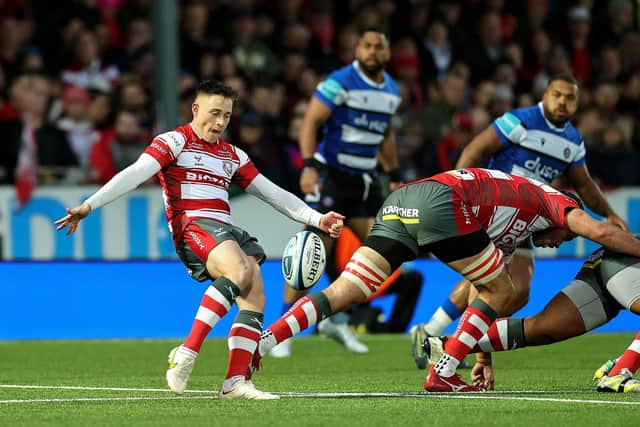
[489, 103, 585, 183]
[424, 168, 578, 257]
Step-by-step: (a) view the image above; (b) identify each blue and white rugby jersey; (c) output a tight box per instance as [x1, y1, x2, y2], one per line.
[313, 60, 401, 175]
[489, 102, 586, 183]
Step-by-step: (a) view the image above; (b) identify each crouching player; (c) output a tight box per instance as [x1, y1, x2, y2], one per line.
[256, 168, 640, 392]
[422, 236, 640, 392]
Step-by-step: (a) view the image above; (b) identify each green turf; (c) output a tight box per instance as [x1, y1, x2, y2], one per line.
[1, 333, 639, 426]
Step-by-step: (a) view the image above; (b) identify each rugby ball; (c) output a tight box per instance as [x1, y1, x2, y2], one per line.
[282, 231, 326, 290]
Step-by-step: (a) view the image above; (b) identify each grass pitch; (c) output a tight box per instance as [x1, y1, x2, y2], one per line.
[1, 333, 639, 426]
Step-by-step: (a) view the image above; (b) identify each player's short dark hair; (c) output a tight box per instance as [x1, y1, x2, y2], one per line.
[196, 80, 237, 100]
[560, 190, 584, 210]
[547, 73, 579, 89]
[358, 27, 389, 44]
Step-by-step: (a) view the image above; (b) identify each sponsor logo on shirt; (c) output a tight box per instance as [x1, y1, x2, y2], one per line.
[354, 113, 388, 133]
[495, 219, 528, 248]
[523, 157, 561, 181]
[186, 171, 227, 186]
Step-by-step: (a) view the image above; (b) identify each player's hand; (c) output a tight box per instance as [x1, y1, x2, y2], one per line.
[607, 214, 629, 232]
[388, 181, 402, 192]
[319, 211, 345, 238]
[54, 202, 92, 235]
[471, 354, 495, 390]
[300, 167, 320, 195]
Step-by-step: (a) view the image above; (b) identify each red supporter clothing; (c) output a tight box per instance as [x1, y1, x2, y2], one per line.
[425, 168, 580, 260]
[143, 124, 260, 242]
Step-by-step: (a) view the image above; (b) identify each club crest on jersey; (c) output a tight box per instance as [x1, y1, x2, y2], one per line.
[563, 147, 571, 159]
[223, 160, 234, 177]
[447, 169, 476, 180]
[194, 155, 204, 166]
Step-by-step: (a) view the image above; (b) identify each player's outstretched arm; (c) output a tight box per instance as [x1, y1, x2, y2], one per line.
[54, 153, 161, 235]
[567, 165, 629, 231]
[54, 202, 92, 235]
[566, 209, 640, 256]
[246, 174, 344, 237]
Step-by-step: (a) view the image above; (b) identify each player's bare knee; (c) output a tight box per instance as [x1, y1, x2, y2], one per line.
[323, 278, 365, 312]
[220, 256, 254, 288]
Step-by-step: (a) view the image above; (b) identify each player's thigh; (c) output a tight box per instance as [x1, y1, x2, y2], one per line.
[559, 278, 619, 333]
[523, 291, 586, 345]
[177, 219, 265, 286]
[605, 263, 640, 312]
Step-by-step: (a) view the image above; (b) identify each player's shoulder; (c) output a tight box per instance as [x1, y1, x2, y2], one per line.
[507, 105, 540, 127]
[562, 121, 583, 144]
[219, 138, 248, 161]
[154, 126, 188, 151]
[382, 71, 401, 95]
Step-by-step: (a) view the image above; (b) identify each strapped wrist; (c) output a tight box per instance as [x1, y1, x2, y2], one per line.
[303, 157, 321, 169]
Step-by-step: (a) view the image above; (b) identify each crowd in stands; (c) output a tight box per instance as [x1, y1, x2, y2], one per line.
[1, 0, 639, 198]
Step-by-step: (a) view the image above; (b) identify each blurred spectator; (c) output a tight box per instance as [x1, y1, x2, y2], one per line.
[412, 71, 467, 176]
[0, 1, 638, 188]
[434, 111, 473, 172]
[464, 11, 504, 85]
[564, 5, 593, 83]
[88, 110, 147, 184]
[418, 18, 456, 83]
[597, 0, 636, 48]
[389, 38, 423, 110]
[229, 10, 279, 80]
[621, 32, 640, 75]
[179, 1, 215, 72]
[587, 123, 640, 186]
[0, 74, 77, 187]
[594, 45, 625, 85]
[117, 79, 152, 131]
[87, 91, 113, 130]
[488, 84, 515, 118]
[56, 85, 99, 169]
[233, 109, 293, 189]
[532, 44, 572, 98]
[522, 29, 551, 85]
[61, 30, 119, 92]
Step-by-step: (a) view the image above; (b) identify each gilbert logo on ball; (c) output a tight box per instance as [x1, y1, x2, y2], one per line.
[282, 231, 326, 290]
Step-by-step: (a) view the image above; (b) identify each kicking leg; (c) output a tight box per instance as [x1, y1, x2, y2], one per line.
[259, 246, 391, 356]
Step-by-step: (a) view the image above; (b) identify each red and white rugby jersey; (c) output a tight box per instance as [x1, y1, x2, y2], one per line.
[426, 168, 580, 260]
[144, 124, 259, 239]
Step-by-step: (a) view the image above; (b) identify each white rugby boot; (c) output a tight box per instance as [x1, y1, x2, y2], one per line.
[268, 338, 292, 358]
[219, 380, 280, 400]
[318, 318, 369, 354]
[166, 345, 196, 395]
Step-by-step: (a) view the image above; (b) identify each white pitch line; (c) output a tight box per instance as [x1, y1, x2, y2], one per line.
[2, 384, 639, 406]
[0, 396, 214, 404]
[0, 384, 594, 395]
[279, 392, 640, 405]
[0, 384, 212, 394]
